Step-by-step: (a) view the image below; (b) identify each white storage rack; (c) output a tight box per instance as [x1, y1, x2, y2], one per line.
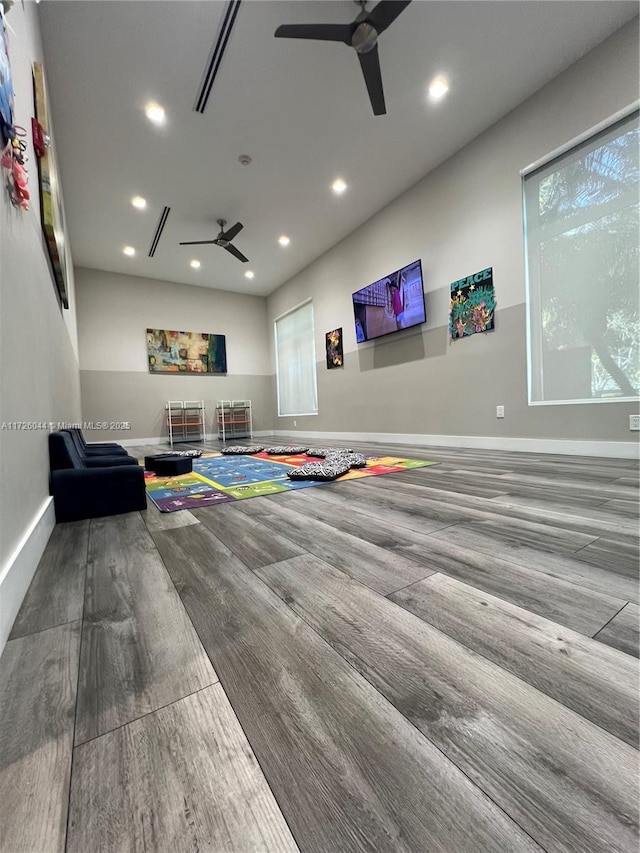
[216, 400, 253, 443]
[165, 400, 206, 446]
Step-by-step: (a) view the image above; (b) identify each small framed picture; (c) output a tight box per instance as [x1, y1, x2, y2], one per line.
[326, 327, 343, 369]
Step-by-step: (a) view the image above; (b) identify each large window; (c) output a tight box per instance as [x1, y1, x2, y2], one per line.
[524, 110, 639, 404]
[275, 300, 318, 417]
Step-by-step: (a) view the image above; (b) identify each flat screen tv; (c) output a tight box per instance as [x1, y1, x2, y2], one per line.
[352, 259, 426, 343]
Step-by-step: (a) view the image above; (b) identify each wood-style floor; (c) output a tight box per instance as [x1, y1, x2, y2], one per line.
[1, 438, 638, 853]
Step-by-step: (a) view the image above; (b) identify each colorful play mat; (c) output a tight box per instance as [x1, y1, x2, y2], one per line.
[144, 450, 437, 512]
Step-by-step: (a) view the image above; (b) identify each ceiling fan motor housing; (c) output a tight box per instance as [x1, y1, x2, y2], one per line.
[352, 22, 378, 53]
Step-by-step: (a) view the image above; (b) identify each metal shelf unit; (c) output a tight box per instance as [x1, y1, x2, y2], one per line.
[166, 400, 206, 446]
[216, 400, 252, 443]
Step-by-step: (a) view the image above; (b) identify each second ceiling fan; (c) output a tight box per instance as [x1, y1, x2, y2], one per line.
[275, 0, 412, 116]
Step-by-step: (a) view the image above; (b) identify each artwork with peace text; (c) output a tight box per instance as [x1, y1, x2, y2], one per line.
[449, 267, 496, 340]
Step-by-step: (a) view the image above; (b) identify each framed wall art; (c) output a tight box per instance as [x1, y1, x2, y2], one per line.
[449, 267, 496, 340]
[326, 327, 343, 368]
[147, 329, 227, 374]
[33, 62, 70, 309]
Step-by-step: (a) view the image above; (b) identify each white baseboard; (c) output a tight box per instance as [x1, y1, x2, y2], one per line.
[117, 432, 276, 447]
[116, 436, 168, 448]
[271, 430, 639, 459]
[115, 430, 637, 459]
[0, 497, 56, 656]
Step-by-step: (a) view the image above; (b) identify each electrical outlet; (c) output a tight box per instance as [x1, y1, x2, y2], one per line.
[496, 405, 505, 418]
[630, 415, 640, 431]
[293, 420, 297, 428]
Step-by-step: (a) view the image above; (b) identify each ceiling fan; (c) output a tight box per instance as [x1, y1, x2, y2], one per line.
[179, 219, 249, 263]
[274, 0, 412, 116]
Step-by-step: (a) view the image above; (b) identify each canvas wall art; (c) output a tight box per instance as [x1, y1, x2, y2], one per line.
[147, 329, 227, 374]
[326, 327, 343, 368]
[33, 62, 70, 309]
[0, 11, 12, 151]
[449, 267, 496, 340]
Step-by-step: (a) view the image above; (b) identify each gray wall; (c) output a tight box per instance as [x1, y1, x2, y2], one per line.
[76, 267, 272, 440]
[0, 3, 81, 650]
[266, 20, 639, 449]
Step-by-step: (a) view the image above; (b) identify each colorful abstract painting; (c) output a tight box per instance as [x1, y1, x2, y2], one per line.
[0, 10, 14, 151]
[450, 267, 496, 340]
[147, 329, 227, 374]
[326, 327, 343, 368]
[145, 451, 437, 512]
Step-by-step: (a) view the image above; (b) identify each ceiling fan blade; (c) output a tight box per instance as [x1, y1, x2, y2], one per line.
[224, 243, 249, 263]
[275, 23, 353, 44]
[179, 239, 217, 245]
[221, 221, 243, 242]
[367, 0, 412, 36]
[358, 45, 386, 115]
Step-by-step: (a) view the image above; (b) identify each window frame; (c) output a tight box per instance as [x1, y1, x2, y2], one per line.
[274, 298, 319, 418]
[522, 102, 640, 407]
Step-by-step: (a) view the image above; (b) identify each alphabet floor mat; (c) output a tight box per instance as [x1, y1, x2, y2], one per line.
[144, 450, 437, 512]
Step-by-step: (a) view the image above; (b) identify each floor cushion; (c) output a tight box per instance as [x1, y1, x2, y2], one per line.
[326, 451, 367, 468]
[306, 447, 353, 458]
[265, 446, 310, 455]
[287, 460, 352, 481]
[221, 445, 265, 455]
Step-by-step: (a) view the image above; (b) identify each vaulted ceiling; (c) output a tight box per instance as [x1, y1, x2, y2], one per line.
[39, 0, 637, 296]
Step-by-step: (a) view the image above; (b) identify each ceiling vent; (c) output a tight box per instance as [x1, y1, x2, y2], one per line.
[194, 0, 243, 114]
[148, 206, 171, 257]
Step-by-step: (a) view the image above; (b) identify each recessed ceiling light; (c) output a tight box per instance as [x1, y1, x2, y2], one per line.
[244, 270, 255, 279]
[123, 246, 135, 256]
[131, 196, 147, 209]
[145, 103, 165, 125]
[332, 178, 347, 195]
[190, 259, 201, 269]
[428, 76, 449, 100]
[278, 235, 290, 247]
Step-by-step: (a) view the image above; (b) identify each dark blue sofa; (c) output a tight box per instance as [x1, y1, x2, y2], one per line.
[66, 427, 129, 457]
[49, 431, 147, 522]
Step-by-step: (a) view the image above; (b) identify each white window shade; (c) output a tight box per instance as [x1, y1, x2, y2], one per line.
[524, 110, 639, 404]
[275, 301, 318, 417]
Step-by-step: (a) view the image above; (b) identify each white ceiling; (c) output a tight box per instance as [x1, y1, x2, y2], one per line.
[39, 0, 637, 297]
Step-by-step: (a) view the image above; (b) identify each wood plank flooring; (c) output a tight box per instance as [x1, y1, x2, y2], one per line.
[68, 685, 299, 853]
[0, 622, 81, 853]
[152, 523, 540, 853]
[9, 520, 89, 639]
[192, 502, 306, 570]
[429, 523, 639, 603]
[271, 486, 627, 635]
[75, 512, 217, 744]
[388, 573, 639, 745]
[257, 553, 637, 853]
[0, 439, 638, 852]
[234, 495, 438, 594]
[594, 602, 640, 658]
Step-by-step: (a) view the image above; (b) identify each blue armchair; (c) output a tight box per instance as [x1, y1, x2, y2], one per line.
[49, 431, 147, 522]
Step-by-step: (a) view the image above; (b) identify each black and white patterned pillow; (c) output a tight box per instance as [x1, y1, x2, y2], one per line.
[326, 451, 367, 468]
[265, 446, 309, 455]
[221, 445, 264, 455]
[306, 447, 353, 458]
[163, 450, 202, 457]
[287, 460, 351, 481]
